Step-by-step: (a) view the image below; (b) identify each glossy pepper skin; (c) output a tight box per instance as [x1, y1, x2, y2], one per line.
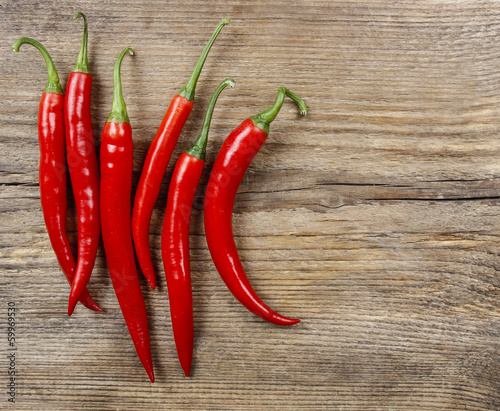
[132, 18, 230, 290]
[161, 78, 235, 377]
[12, 37, 101, 312]
[100, 47, 154, 382]
[204, 87, 307, 326]
[67, 12, 101, 316]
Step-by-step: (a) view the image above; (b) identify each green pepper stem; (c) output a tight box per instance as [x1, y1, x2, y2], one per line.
[250, 87, 308, 134]
[12, 37, 63, 95]
[73, 12, 90, 73]
[178, 18, 230, 102]
[107, 47, 134, 124]
[186, 78, 235, 161]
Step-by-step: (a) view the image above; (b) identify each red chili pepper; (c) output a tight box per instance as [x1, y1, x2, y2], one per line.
[12, 37, 101, 312]
[204, 87, 307, 325]
[161, 78, 235, 376]
[132, 19, 230, 290]
[66, 12, 101, 316]
[100, 47, 154, 382]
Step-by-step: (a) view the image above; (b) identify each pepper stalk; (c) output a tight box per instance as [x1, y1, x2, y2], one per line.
[12, 37, 63, 95]
[186, 78, 235, 161]
[107, 47, 134, 124]
[250, 87, 308, 135]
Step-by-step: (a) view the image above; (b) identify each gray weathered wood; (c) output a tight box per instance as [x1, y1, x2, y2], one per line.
[1, 0, 500, 409]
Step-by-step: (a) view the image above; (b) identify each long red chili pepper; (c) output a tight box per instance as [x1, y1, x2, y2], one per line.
[204, 87, 307, 326]
[132, 18, 230, 290]
[67, 12, 101, 316]
[12, 37, 101, 312]
[100, 47, 154, 382]
[161, 78, 235, 377]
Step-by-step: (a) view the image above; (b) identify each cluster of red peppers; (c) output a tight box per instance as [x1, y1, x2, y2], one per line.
[13, 13, 307, 382]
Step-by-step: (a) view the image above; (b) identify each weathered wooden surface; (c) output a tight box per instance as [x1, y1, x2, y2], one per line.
[1, 0, 500, 409]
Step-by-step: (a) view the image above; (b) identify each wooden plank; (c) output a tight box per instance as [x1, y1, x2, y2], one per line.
[1, 0, 500, 409]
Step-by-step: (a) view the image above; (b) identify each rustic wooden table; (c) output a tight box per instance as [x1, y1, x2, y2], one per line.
[1, 0, 500, 409]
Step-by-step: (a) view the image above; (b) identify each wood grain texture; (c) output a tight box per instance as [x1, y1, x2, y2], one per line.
[1, 0, 500, 409]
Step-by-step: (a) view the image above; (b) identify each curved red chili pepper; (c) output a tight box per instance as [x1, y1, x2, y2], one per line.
[67, 12, 101, 316]
[161, 78, 235, 376]
[132, 18, 230, 290]
[12, 37, 101, 312]
[204, 87, 307, 325]
[100, 47, 154, 382]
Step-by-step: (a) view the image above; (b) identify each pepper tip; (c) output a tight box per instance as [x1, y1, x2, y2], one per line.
[181, 360, 192, 377]
[148, 277, 156, 290]
[271, 313, 300, 326]
[67, 292, 78, 316]
[67, 303, 76, 316]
